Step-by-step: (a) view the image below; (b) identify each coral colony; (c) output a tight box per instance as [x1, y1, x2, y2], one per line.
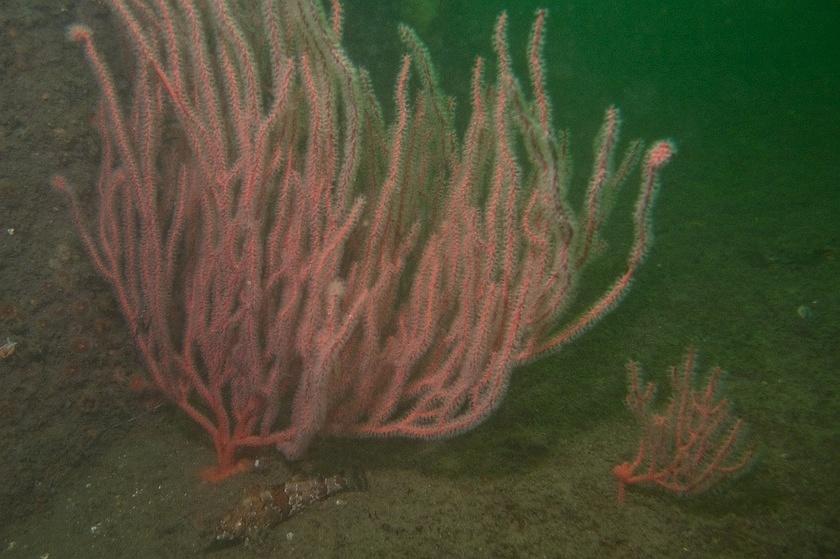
[54, 0, 674, 481]
[613, 349, 755, 501]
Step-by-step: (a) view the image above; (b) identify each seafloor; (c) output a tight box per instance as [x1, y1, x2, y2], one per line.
[0, 1, 837, 557]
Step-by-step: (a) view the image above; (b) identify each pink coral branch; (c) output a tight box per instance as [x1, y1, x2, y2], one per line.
[613, 349, 755, 502]
[55, 1, 673, 479]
